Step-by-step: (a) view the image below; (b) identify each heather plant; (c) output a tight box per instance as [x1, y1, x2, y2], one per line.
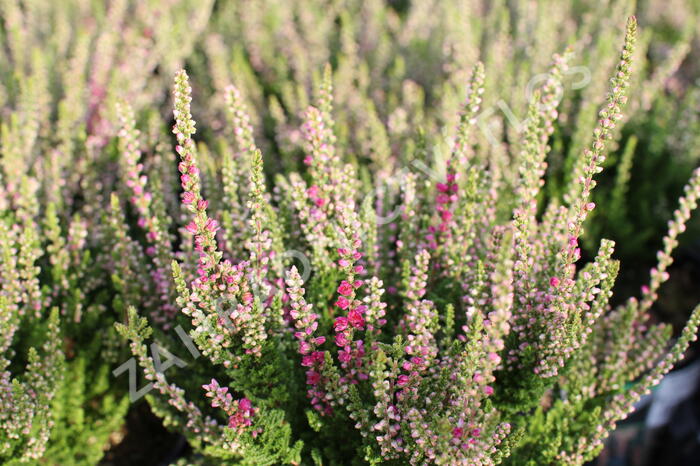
[1, 1, 700, 465]
[0, 0, 215, 463]
[0, 202, 130, 464]
[112, 18, 700, 465]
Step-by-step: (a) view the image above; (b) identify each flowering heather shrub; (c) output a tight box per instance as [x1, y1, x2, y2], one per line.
[1, 1, 700, 465]
[0, 0, 214, 463]
[109, 18, 700, 465]
[0, 203, 130, 464]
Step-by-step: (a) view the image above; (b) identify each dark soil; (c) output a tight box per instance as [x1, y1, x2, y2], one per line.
[99, 402, 188, 466]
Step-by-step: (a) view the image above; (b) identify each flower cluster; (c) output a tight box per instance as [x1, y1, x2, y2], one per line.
[202, 379, 255, 431]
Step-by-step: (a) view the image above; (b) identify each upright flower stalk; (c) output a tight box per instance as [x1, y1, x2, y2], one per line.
[117, 101, 176, 325]
[173, 70, 222, 283]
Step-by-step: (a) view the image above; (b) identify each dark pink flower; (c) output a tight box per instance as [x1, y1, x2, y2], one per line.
[335, 332, 349, 347]
[238, 398, 252, 412]
[338, 350, 352, 363]
[307, 185, 320, 198]
[347, 309, 365, 329]
[334, 317, 349, 332]
[185, 221, 198, 233]
[306, 370, 321, 385]
[337, 280, 353, 296]
[335, 296, 350, 309]
[301, 355, 314, 366]
[205, 219, 219, 232]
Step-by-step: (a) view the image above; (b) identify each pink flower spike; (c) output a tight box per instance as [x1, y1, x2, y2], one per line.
[549, 276, 560, 288]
